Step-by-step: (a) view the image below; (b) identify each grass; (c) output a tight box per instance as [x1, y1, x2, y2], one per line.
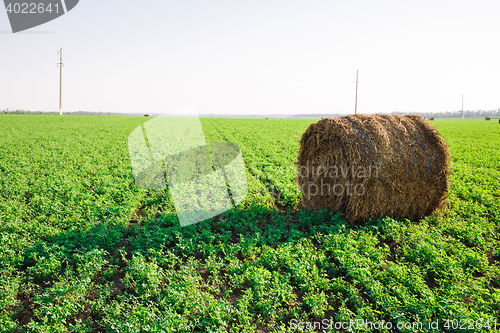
[0, 115, 498, 332]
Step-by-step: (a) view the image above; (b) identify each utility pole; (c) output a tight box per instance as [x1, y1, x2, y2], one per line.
[462, 94, 464, 119]
[352, 70, 361, 114]
[58, 48, 63, 115]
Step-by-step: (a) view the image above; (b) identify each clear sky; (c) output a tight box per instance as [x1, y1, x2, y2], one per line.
[1, 0, 499, 115]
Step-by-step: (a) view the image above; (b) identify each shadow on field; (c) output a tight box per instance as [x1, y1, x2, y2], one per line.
[13, 199, 500, 332]
[15, 203, 355, 330]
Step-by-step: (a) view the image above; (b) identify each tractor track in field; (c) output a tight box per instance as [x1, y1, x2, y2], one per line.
[206, 118, 295, 212]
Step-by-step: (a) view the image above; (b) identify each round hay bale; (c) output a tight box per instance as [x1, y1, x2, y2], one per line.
[296, 114, 450, 223]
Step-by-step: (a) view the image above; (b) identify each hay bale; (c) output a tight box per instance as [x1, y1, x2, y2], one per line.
[485, 117, 491, 120]
[296, 114, 450, 223]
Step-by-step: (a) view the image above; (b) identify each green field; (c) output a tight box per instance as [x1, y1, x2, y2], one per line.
[0, 115, 499, 332]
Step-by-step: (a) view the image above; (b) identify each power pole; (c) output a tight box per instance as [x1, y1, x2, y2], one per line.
[462, 94, 464, 119]
[352, 70, 362, 114]
[58, 48, 63, 115]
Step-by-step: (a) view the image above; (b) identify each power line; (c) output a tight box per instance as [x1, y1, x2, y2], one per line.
[0, 52, 55, 55]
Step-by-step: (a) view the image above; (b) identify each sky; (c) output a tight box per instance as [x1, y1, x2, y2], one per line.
[1, 0, 499, 115]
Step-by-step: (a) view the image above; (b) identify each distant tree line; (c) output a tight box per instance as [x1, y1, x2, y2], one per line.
[389, 109, 500, 118]
[0, 109, 51, 114]
[2, 108, 500, 118]
[293, 108, 500, 119]
[0, 110, 145, 116]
